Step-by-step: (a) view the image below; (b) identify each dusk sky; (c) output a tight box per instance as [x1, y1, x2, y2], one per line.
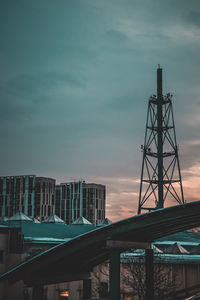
[1, 0, 200, 221]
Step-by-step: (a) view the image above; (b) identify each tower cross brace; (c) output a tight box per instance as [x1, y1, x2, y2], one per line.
[138, 66, 184, 214]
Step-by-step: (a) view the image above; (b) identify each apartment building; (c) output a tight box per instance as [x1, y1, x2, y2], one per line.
[0, 175, 55, 221]
[55, 180, 106, 225]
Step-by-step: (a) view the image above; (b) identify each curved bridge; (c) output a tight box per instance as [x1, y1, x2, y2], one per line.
[1, 201, 200, 284]
[1, 201, 200, 299]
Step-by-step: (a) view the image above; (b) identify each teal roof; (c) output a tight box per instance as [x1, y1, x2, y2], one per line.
[164, 242, 189, 254]
[190, 244, 200, 254]
[9, 212, 33, 222]
[25, 237, 71, 244]
[21, 222, 95, 240]
[121, 252, 200, 264]
[156, 230, 200, 244]
[0, 217, 9, 225]
[32, 218, 40, 223]
[97, 218, 112, 226]
[72, 216, 92, 225]
[153, 245, 163, 253]
[42, 214, 65, 224]
[132, 245, 163, 255]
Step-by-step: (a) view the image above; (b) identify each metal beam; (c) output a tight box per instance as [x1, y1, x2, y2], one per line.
[106, 240, 151, 249]
[25, 272, 91, 286]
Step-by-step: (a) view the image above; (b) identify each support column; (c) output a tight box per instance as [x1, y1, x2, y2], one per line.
[109, 249, 120, 300]
[145, 248, 154, 300]
[32, 284, 44, 300]
[83, 279, 91, 300]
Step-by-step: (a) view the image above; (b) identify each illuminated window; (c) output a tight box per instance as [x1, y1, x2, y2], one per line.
[59, 290, 69, 299]
[123, 294, 134, 300]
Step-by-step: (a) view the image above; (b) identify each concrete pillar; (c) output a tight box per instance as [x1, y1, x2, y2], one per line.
[32, 284, 44, 300]
[145, 248, 154, 300]
[109, 249, 120, 300]
[83, 279, 91, 300]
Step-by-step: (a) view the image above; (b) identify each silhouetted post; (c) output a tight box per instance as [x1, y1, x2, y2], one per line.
[157, 66, 164, 208]
[83, 278, 91, 300]
[109, 249, 120, 300]
[145, 248, 154, 300]
[32, 284, 44, 300]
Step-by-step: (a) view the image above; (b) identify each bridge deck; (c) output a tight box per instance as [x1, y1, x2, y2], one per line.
[1, 201, 200, 285]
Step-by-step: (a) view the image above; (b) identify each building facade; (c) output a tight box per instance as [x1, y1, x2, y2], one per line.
[0, 175, 56, 221]
[55, 181, 106, 225]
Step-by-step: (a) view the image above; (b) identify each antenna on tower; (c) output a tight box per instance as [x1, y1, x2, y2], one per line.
[138, 66, 184, 214]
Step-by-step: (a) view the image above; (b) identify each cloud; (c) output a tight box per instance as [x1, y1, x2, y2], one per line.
[0, 0, 200, 221]
[181, 163, 200, 202]
[105, 29, 129, 43]
[186, 11, 200, 28]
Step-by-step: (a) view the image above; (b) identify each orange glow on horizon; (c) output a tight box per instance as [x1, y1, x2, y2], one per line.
[106, 164, 200, 223]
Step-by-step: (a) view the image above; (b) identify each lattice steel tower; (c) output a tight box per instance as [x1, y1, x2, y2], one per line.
[138, 66, 184, 214]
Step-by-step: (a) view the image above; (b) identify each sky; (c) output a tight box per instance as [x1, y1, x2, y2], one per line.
[1, 0, 200, 221]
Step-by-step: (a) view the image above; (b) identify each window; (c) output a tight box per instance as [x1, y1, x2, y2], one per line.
[23, 288, 31, 300]
[28, 206, 32, 216]
[48, 206, 51, 215]
[28, 194, 32, 205]
[66, 199, 70, 209]
[98, 210, 101, 219]
[0, 250, 4, 264]
[67, 187, 70, 198]
[59, 290, 69, 299]
[123, 294, 134, 300]
[42, 182, 45, 193]
[63, 186, 66, 198]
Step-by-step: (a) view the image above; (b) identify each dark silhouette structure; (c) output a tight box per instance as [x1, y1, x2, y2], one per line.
[1, 201, 200, 300]
[138, 66, 184, 214]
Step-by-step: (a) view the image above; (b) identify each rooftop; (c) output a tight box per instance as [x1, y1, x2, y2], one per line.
[42, 214, 65, 224]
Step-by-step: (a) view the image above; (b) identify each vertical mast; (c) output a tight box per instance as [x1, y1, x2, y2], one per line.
[157, 66, 164, 208]
[138, 66, 184, 214]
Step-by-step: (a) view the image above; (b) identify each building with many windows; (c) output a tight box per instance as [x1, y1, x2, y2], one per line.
[0, 175, 56, 221]
[55, 180, 106, 225]
[0, 176, 106, 225]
